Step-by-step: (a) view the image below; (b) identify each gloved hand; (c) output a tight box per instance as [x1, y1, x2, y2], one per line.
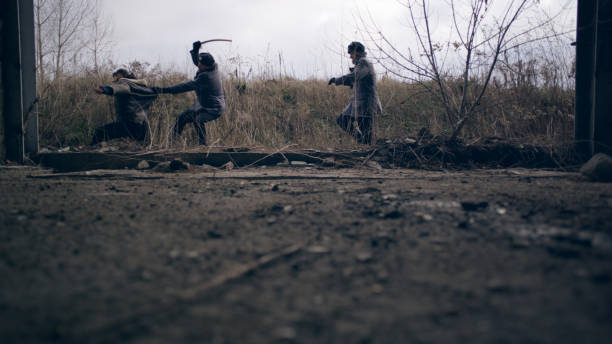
[192, 41, 202, 51]
[328, 77, 336, 85]
[97, 86, 113, 95]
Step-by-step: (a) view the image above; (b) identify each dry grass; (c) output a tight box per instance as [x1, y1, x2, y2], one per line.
[35, 61, 575, 150]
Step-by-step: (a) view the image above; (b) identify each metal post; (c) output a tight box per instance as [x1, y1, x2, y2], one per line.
[593, 0, 612, 155]
[1, 0, 25, 163]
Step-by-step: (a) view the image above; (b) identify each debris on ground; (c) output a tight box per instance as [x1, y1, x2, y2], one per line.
[580, 153, 612, 182]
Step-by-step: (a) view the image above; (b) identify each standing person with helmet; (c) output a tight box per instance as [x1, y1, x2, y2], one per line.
[151, 41, 226, 146]
[92, 68, 157, 145]
[328, 41, 382, 145]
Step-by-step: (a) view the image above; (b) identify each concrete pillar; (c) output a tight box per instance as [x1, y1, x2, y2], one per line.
[1, 0, 25, 163]
[593, 0, 612, 155]
[575, 0, 612, 157]
[20, 0, 38, 155]
[574, 0, 597, 157]
[0, 14, 5, 161]
[1, 0, 37, 164]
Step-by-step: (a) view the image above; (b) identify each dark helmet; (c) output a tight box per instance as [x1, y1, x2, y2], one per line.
[112, 68, 135, 79]
[198, 52, 215, 66]
[348, 41, 365, 54]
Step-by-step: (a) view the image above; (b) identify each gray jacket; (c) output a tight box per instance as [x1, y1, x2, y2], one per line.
[100, 78, 157, 125]
[159, 64, 226, 116]
[332, 56, 382, 118]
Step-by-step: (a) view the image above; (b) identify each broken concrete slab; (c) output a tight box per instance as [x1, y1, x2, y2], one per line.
[34, 150, 367, 173]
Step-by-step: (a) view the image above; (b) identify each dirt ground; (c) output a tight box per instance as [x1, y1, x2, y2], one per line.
[1, 165, 611, 343]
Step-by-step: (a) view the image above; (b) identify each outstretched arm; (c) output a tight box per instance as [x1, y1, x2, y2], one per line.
[328, 67, 356, 87]
[153, 80, 197, 95]
[94, 85, 114, 95]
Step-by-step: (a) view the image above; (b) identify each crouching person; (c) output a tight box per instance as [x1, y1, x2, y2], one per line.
[152, 41, 225, 145]
[92, 68, 157, 145]
[328, 41, 382, 145]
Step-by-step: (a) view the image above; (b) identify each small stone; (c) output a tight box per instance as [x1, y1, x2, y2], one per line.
[366, 161, 383, 170]
[169, 159, 190, 171]
[274, 326, 296, 340]
[290, 160, 308, 166]
[136, 160, 150, 170]
[385, 210, 403, 219]
[306, 245, 330, 254]
[356, 251, 373, 263]
[382, 194, 398, 200]
[416, 213, 433, 222]
[222, 161, 234, 171]
[371, 284, 384, 294]
[169, 250, 181, 259]
[267, 216, 277, 224]
[580, 153, 612, 182]
[200, 164, 217, 172]
[283, 205, 294, 213]
[186, 251, 199, 259]
[496, 208, 507, 215]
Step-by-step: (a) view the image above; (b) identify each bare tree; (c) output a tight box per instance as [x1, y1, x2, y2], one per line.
[84, 0, 113, 75]
[359, 0, 568, 140]
[34, 0, 113, 79]
[51, 0, 94, 77]
[34, 0, 54, 86]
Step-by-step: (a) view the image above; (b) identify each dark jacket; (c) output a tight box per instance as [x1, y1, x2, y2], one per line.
[332, 56, 382, 118]
[159, 62, 226, 116]
[100, 78, 157, 125]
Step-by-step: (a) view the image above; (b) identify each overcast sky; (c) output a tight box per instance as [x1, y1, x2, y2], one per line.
[99, 0, 576, 79]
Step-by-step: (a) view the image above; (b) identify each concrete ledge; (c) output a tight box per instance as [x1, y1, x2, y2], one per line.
[35, 150, 365, 172]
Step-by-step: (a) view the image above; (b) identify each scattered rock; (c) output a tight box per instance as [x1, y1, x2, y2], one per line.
[136, 160, 150, 170]
[580, 153, 612, 182]
[154, 159, 190, 172]
[415, 212, 433, 222]
[170, 159, 190, 171]
[371, 284, 384, 294]
[290, 160, 308, 166]
[382, 194, 399, 200]
[356, 251, 373, 263]
[185, 251, 199, 259]
[382, 210, 403, 219]
[496, 207, 507, 215]
[306, 245, 330, 254]
[200, 164, 218, 172]
[366, 161, 383, 170]
[222, 161, 234, 171]
[274, 326, 296, 340]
